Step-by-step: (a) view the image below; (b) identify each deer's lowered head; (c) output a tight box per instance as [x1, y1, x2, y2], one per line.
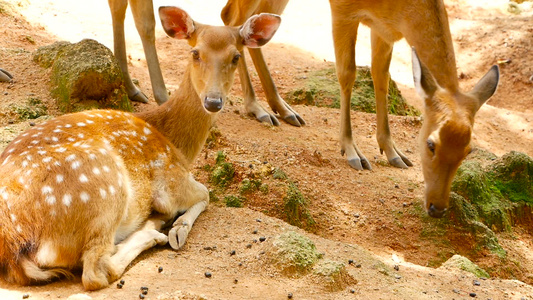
[159, 6, 281, 114]
[412, 48, 500, 218]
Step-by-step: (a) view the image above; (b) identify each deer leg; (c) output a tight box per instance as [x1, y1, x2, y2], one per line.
[168, 177, 209, 250]
[130, 0, 168, 105]
[248, 48, 305, 127]
[371, 31, 412, 168]
[108, 0, 148, 103]
[332, 19, 371, 170]
[237, 50, 280, 126]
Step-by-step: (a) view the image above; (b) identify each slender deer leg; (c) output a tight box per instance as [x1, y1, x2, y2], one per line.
[130, 0, 168, 105]
[168, 178, 209, 250]
[248, 48, 305, 127]
[237, 50, 280, 126]
[332, 19, 371, 170]
[109, 218, 168, 276]
[108, 0, 148, 103]
[370, 31, 412, 168]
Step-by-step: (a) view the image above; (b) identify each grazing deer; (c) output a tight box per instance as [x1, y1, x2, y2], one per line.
[108, 0, 304, 127]
[329, 0, 499, 217]
[0, 6, 280, 290]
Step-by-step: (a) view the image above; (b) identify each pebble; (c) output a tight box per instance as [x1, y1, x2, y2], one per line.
[234, 279, 239, 284]
[394, 265, 399, 271]
[246, 244, 252, 249]
[158, 266, 164, 273]
[473, 280, 481, 286]
[287, 293, 293, 299]
[355, 264, 362, 268]
[22, 295, 29, 299]
[120, 279, 125, 285]
[116, 283, 123, 289]
[348, 259, 354, 265]
[8, 120, 14, 124]
[205, 272, 212, 278]
[259, 237, 266, 242]
[230, 250, 236, 256]
[469, 292, 477, 297]
[252, 230, 258, 234]
[29, 122, 35, 126]
[139, 294, 145, 300]
[350, 289, 355, 294]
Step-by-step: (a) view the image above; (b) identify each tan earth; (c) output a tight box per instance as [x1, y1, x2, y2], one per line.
[1, 0, 533, 299]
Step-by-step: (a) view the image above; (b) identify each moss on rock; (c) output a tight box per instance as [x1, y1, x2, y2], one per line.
[266, 231, 323, 276]
[33, 39, 131, 113]
[284, 64, 420, 116]
[439, 255, 490, 278]
[312, 259, 357, 291]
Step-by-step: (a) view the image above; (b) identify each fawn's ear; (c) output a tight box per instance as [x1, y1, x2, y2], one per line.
[159, 6, 195, 39]
[240, 13, 281, 48]
[412, 47, 438, 103]
[468, 65, 500, 112]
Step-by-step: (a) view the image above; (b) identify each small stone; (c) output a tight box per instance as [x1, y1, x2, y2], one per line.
[234, 279, 238, 284]
[259, 237, 266, 242]
[395, 275, 402, 280]
[29, 122, 36, 126]
[119, 279, 125, 285]
[230, 250, 236, 256]
[256, 219, 262, 222]
[158, 266, 163, 273]
[453, 289, 460, 294]
[139, 294, 145, 300]
[140, 287, 148, 292]
[473, 280, 481, 286]
[252, 230, 258, 234]
[348, 259, 354, 265]
[350, 289, 355, 294]
[22, 295, 30, 299]
[287, 293, 293, 299]
[246, 244, 252, 249]
[469, 292, 476, 297]
[8, 120, 14, 124]
[141, 290, 148, 295]
[205, 272, 212, 278]
[116, 283, 123, 289]
[356, 264, 362, 268]
[394, 265, 399, 271]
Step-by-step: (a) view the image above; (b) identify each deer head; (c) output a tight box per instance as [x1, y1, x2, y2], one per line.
[412, 48, 500, 218]
[158, 6, 281, 113]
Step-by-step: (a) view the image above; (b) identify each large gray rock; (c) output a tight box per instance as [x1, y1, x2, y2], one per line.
[33, 39, 131, 112]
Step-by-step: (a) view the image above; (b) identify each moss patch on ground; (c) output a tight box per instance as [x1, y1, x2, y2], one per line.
[284, 64, 420, 116]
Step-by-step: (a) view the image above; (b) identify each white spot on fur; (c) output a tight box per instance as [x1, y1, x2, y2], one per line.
[89, 153, 97, 160]
[109, 185, 116, 195]
[52, 137, 59, 142]
[143, 127, 152, 135]
[86, 120, 94, 124]
[103, 166, 110, 173]
[92, 167, 101, 175]
[65, 154, 76, 162]
[22, 161, 29, 168]
[2, 155, 11, 166]
[78, 133, 85, 138]
[65, 124, 72, 128]
[45, 195, 56, 205]
[56, 147, 67, 153]
[72, 161, 81, 169]
[16, 225, 22, 233]
[62, 194, 72, 207]
[30, 140, 39, 145]
[37, 150, 47, 155]
[43, 157, 52, 163]
[67, 137, 76, 142]
[42, 186, 53, 195]
[56, 174, 64, 183]
[10, 214, 16, 222]
[79, 174, 89, 183]
[99, 188, 107, 199]
[80, 191, 90, 203]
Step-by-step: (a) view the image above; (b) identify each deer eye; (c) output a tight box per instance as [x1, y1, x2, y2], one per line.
[427, 139, 436, 154]
[232, 53, 241, 64]
[191, 49, 200, 61]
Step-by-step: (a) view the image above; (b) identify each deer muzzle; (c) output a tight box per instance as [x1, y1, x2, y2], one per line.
[204, 96, 223, 113]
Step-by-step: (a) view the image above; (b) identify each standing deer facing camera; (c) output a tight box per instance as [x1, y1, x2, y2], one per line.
[0, 7, 280, 290]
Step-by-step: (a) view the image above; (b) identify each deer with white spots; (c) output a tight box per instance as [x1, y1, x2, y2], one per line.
[0, 6, 280, 290]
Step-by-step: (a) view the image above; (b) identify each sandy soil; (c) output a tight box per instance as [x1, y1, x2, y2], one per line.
[1, 0, 533, 299]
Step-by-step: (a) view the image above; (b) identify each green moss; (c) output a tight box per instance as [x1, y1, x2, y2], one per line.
[268, 231, 323, 275]
[240, 178, 263, 194]
[283, 182, 316, 229]
[441, 255, 490, 278]
[285, 65, 420, 116]
[10, 97, 48, 120]
[224, 195, 243, 208]
[273, 168, 288, 180]
[210, 151, 235, 187]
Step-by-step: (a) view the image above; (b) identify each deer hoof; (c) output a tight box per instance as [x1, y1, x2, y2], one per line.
[347, 158, 363, 170]
[283, 114, 303, 127]
[168, 225, 188, 250]
[390, 157, 409, 169]
[129, 90, 149, 103]
[0, 68, 13, 82]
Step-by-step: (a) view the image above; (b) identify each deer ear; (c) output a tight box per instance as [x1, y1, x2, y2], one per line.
[159, 6, 195, 39]
[412, 47, 438, 101]
[468, 65, 499, 111]
[240, 13, 281, 48]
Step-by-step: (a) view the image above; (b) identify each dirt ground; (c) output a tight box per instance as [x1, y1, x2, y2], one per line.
[1, 0, 533, 299]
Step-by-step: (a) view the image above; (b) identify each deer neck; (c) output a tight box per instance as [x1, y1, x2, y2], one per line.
[135, 66, 216, 164]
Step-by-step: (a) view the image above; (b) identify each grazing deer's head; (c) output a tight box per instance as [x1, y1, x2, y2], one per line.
[412, 49, 499, 218]
[158, 6, 281, 114]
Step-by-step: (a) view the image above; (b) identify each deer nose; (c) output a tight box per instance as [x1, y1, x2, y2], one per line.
[204, 96, 223, 113]
[428, 203, 447, 218]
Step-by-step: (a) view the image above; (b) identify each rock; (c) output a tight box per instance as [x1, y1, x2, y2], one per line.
[312, 259, 357, 291]
[32, 39, 131, 113]
[265, 231, 323, 275]
[439, 255, 490, 279]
